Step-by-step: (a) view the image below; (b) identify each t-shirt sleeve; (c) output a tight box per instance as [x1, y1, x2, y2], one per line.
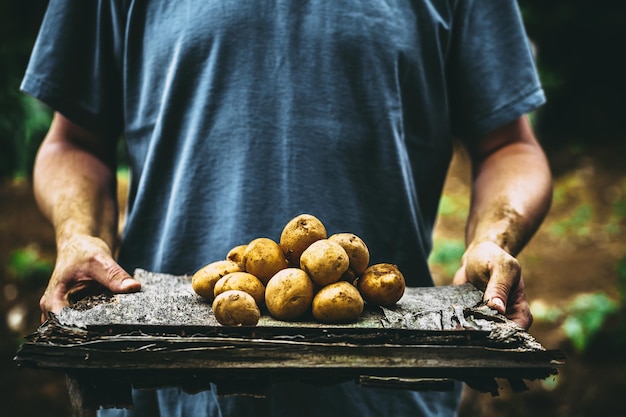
[20, 0, 125, 138]
[447, 0, 545, 139]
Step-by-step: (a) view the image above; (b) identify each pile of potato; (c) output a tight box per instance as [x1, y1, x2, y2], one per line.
[191, 214, 405, 326]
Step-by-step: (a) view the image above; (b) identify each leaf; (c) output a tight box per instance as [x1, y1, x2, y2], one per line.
[7, 246, 53, 281]
[560, 292, 619, 352]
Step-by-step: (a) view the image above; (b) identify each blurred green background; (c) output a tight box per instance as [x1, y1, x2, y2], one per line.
[1, 1, 625, 416]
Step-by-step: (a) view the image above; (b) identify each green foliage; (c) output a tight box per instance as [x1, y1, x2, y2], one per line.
[549, 204, 593, 237]
[429, 239, 465, 278]
[561, 292, 619, 353]
[531, 301, 563, 323]
[7, 246, 54, 282]
[535, 291, 620, 353]
[0, 37, 52, 180]
[436, 193, 468, 222]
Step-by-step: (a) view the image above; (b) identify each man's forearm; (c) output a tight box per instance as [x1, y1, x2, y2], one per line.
[465, 117, 552, 256]
[33, 114, 120, 252]
[34, 114, 141, 317]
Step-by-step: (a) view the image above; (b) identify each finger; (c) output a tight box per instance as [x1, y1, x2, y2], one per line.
[483, 257, 521, 315]
[506, 300, 533, 330]
[39, 287, 71, 319]
[503, 276, 533, 329]
[451, 264, 468, 285]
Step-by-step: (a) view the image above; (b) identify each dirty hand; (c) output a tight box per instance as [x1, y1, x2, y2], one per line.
[452, 241, 533, 329]
[39, 234, 141, 321]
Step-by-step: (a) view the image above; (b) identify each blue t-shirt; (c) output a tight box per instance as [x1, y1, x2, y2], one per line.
[22, 1, 544, 416]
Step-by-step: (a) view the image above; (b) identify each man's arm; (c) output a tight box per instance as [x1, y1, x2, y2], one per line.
[34, 112, 141, 320]
[453, 115, 552, 329]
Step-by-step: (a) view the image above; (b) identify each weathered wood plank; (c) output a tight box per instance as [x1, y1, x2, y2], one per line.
[58, 269, 486, 330]
[19, 333, 563, 373]
[15, 269, 565, 408]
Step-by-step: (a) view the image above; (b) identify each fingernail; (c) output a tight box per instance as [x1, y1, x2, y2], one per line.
[120, 279, 136, 290]
[492, 298, 505, 312]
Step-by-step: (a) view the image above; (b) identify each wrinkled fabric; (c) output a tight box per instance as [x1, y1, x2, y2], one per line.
[98, 381, 463, 417]
[22, 1, 544, 416]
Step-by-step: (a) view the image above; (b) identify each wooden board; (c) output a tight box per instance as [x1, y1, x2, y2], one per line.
[15, 269, 564, 409]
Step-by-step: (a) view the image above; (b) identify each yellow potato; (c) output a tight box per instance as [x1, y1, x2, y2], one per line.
[312, 281, 364, 323]
[265, 268, 314, 320]
[226, 244, 247, 268]
[214, 271, 265, 307]
[328, 233, 370, 276]
[357, 263, 406, 306]
[339, 268, 357, 285]
[212, 290, 260, 326]
[279, 214, 327, 266]
[243, 237, 288, 284]
[300, 239, 349, 287]
[191, 260, 243, 300]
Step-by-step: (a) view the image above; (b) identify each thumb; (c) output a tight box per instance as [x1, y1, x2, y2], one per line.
[93, 253, 142, 293]
[482, 258, 521, 315]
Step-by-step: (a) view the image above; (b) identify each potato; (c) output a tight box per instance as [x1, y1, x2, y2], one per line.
[300, 239, 349, 287]
[212, 290, 260, 326]
[312, 281, 364, 323]
[243, 237, 288, 284]
[191, 260, 243, 300]
[214, 272, 265, 307]
[328, 233, 370, 276]
[279, 214, 327, 266]
[339, 268, 357, 285]
[357, 263, 406, 306]
[265, 268, 314, 320]
[226, 244, 247, 268]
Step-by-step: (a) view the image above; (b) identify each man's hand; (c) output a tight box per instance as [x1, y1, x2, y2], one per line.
[40, 234, 141, 321]
[452, 241, 533, 329]
[453, 116, 551, 330]
[33, 113, 141, 322]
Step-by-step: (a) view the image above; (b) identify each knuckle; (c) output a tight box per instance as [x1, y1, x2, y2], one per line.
[490, 280, 512, 297]
[105, 264, 127, 283]
[504, 255, 521, 273]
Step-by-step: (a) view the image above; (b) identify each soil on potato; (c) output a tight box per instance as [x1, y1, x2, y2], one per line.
[1, 142, 625, 417]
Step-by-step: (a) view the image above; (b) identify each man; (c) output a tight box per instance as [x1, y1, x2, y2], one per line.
[23, 1, 552, 416]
